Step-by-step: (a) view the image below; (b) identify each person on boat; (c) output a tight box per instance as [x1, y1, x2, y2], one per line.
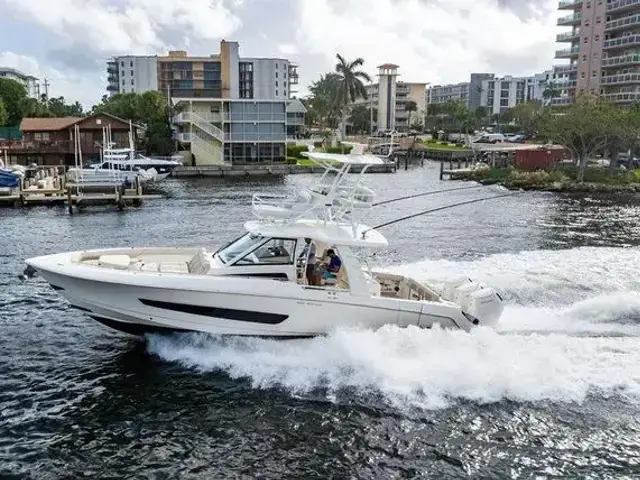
[322, 249, 342, 282]
[303, 238, 317, 285]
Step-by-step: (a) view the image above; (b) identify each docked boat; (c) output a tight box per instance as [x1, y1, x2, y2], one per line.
[101, 146, 182, 182]
[24, 150, 505, 338]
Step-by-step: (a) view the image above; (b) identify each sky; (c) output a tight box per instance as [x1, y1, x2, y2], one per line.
[0, 0, 560, 109]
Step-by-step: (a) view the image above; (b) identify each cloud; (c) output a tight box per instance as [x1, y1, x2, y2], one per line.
[0, 51, 103, 108]
[278, 44, 299, 55]
[0, 0, 244, 55]
[292, 0, 558, 90]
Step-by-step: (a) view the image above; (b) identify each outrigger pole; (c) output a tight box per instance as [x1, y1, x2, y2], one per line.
[361, 192, 518, 238]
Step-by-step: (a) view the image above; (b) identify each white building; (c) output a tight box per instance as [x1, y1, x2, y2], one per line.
[0, 67, 39, 98]
[106, 41, 299, 101]
[353, 64, 428, 133]
[427, 82, 470, 106]
[479, 72, 551, 115]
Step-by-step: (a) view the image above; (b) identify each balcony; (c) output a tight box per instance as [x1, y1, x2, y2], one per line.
[557, 12, 582, 26]
[558, 0, 583, 9]
[604, 34, 640, 49]
[601, 72, 640, 85]
[555, 46, 581, 58]
[557, 30, 580, 42]
[0, 140, 95, 155]
[106, 84, 119, 92]
[605, 13, 640, 32]
[173, 111, 225, 124]
[554, 64, 578, 74]
[550, 97, 574, 105]
[603, 90, 640, 102]
[602, 53, 640, 67]
[607, 0, 640, 13]
[555, 79, 578, 88]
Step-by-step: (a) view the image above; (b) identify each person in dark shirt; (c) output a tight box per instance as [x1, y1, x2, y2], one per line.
[326, 249, 342, 273]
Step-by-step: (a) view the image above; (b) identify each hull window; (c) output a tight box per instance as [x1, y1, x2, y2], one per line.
[139, 299, 289, 324]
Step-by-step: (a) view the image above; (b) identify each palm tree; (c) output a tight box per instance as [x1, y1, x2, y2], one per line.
[333, 54, 371, 137]
[405, 100, 417, 130]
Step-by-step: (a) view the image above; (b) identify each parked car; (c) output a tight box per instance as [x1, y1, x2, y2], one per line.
[474, 133, 506, 144]
[504, 133, 525, 143]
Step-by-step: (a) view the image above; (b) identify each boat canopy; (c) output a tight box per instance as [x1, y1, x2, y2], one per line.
[244, 219, 388, 248]
[301, 151, 386, 166]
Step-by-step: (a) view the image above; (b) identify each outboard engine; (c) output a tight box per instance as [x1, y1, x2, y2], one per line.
[441, 277, 504, 328]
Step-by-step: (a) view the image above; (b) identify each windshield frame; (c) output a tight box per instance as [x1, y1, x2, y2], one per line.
[216, 232, 267, 265]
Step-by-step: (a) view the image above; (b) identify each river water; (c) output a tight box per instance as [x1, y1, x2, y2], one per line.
[2, 162, 640, 479]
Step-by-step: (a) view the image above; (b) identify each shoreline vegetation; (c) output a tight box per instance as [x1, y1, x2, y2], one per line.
[452, 165, 640, 192]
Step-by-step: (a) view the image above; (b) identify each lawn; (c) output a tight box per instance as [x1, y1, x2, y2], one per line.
[421, 141, 471, 152]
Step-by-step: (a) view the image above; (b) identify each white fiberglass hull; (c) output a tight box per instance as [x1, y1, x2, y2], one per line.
[25, 250, 494, 338]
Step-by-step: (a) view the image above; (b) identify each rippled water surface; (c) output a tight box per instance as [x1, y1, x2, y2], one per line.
[2, 162, 640, 479]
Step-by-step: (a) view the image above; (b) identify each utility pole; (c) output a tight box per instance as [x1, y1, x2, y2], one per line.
[42, 78, 50, 101]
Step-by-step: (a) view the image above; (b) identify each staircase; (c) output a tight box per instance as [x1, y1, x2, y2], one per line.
[191, 130, 224, 165]
[177, 111, 225, 165]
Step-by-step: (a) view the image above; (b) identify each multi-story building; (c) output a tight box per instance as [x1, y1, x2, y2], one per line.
[427, 82, 470, 107]
[554, 0, 640, 105]
[106, 40, 299, 101]
[0, 67, 39, 97]
[480, 72, 550, 115]
[353, 64, 428, 132]
[107, 40, 304, 165]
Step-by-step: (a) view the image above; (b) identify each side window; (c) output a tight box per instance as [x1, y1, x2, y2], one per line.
[236, 238, 297, 265]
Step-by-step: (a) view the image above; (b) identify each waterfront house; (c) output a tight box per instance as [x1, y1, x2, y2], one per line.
[0, 113, 139, 166]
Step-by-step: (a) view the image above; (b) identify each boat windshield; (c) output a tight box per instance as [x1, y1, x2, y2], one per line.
[217, 233, 264, 264]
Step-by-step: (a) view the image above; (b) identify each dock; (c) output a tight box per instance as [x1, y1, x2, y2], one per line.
[0, 177, 163, 213]
[172, 162, 397, 177]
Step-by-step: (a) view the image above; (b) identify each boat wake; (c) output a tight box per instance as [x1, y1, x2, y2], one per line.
[147, 246, 640, 410]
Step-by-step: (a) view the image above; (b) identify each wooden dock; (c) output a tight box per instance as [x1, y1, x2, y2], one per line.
[0, 178, 163, 213]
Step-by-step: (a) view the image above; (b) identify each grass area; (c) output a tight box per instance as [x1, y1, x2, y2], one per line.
[421, 140, 471, 152]
[458, 166, 640, 190]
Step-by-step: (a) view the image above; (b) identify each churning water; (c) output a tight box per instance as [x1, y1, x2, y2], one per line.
[2, 163, 640, 478]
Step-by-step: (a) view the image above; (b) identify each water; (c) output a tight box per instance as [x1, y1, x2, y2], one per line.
[2, 162, 640, 479]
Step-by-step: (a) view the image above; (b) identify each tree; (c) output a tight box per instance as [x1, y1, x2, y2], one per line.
[348, 105, 373, 134]
[305, 73, 342, 130]
[405, 100, 418, 129]
[91, 91, 174, 156]
[511, 101, 544, 138]
[542, 82, 560, 106]
[537, 93, 623, 182]
[0, 98, 6, 126]
[0, 78, 27, 126]
[333, 54, 371, 137]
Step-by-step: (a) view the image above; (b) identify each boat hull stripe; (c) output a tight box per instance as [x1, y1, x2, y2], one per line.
[138, 299, 289, 325]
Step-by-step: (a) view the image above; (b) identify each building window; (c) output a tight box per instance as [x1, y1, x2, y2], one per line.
[595, 34, 600, 41]
[131, 79, 134, 85]
[592, 70, 597, 77]
[131, 70, 134, 76]
[275, 72, 278, 78]
[121, 61, 124, 67]
[584, 37, 588, 43]
[276, 63, 278, 69]
[275, 81, 278, 87]
[596, 16, 601, 23]
[276, 90, 278, 96]
[130, 61, 133, 67]
[581, 72, 586, 79]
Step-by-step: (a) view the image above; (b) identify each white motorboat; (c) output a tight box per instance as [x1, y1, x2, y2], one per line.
[101, 147, 182, 182]
[24, 151, 505, 338]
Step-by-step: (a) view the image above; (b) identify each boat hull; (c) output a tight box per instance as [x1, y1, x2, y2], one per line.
[25, 252, 481, 338]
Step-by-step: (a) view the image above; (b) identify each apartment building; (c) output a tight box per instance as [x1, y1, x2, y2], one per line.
[427, 82, 470, 107]
[0, 67, 39, 97]
[106, 41, 299, 101]
[107, 41, 304, 165]
[480, 72, 550, 115]
[554, 0, 640, 105]
[353, 64, 428, 132]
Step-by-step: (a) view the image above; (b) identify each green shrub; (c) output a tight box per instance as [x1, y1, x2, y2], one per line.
[325, 144, 353, 154]
[632, 169, 640, 183]
[286, 145, 308, 159]
[285, 157, 298, 165]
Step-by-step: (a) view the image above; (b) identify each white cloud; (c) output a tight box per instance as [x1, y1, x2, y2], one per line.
[0, 52, 102, 108]
[278, 43, 299, 55]
[293, 0, 558, 88]
[0, 0, 243, 54]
